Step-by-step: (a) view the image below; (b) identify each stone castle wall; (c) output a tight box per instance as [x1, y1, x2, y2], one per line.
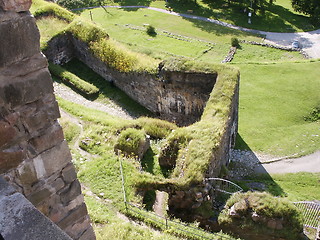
[45, 35, 217, 126]
[0, 1, 94, 239]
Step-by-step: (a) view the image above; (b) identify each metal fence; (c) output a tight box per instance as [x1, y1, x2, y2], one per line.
[204, 178, 243, 195]
[294, 201, 320, 230]
[125, 202, 233, 240]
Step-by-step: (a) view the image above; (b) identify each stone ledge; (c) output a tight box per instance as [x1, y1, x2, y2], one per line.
[0, 177, 72, 240]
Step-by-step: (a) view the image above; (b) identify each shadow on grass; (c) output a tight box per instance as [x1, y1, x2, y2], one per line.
[230, 133, 285, 197]
[62, 58, 153, 118]
[115, 0, 152, 11]
[166, 0, 317, 33]
[141, 148, 156, 174]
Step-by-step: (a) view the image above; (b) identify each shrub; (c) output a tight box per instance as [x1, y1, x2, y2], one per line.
[231, 37, 240, 48]
[219, 192, 304, 240]
[304, 105, 320, 122]
[49, 63, 99, 97]
[146, 25, 157, 36]
[114, 128, 147, 157]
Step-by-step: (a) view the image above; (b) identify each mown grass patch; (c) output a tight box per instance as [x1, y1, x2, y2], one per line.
[238, 172, 320, 202]
[235, 61, 320, 156]
[79, 7, 305, 64]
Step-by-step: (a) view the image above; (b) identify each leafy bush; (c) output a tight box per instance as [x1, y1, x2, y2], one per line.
[114, 128, 147, 157]
[33, 0, 75, 22]
[146, 25, 157, 36]
[304, 105, 320, 122]
[219, 192, 304, 240]
[231, 37, 240, 48]
[49, 63, 99, 97]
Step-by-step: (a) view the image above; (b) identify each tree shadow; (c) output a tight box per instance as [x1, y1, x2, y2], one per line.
[115, 0, 153, 11]
[62, 58, 153, 118]
[229, 133, 285, 197]
[166, 0, 317, 33]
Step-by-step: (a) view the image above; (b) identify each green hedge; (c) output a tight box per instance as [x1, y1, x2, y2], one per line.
[49, 63, 99, 97]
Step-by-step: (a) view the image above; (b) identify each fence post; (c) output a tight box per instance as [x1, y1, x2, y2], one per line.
[118, 153, 127, 212]
[165, 218, 168, 229]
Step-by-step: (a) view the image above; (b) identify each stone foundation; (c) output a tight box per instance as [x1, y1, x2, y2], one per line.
[0, 1, 95, 239]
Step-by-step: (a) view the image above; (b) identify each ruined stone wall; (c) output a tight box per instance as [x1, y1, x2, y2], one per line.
[45, 36, 217, 126]
[0, 1, 95, 239]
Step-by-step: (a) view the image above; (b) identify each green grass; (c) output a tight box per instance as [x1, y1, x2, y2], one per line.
[235, 61, 320, 157]
[68, 0, 317, 32]
[79, 7, 305, 63]
[49, 63, 100, 97]
[35, 17, 69, 49]
[237, 172, 320, 202]
[62, 59, 152, 116]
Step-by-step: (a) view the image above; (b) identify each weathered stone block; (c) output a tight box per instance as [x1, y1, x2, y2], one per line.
[60, 179, 82, 205]
[62, 163, 77, 184]
[0, 70, 54, 109]
[0, 120, 16, 148]
[0, 178, 72, 240]
[64, 216, 91, 239]
[0, 0, 32, 12]
[27, 187, 52, 206]
[78, 226, 96, 240]
[0, 53, 47, 79]
[38, 140, 72, 178]
[17, 160, 38, 185]
[0, 148, 25, 173]
[0, 12, 39, 68]
[57, 203, 88, 230]
[29, 121, 64, 154]
[52, 177, 65, 192]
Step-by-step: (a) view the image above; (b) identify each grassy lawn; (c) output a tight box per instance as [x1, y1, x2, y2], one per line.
[235, 61, 320, 157]
[35, 17, 69, 49]
[80, 7, 305, 63]
[74, 0, 317, 32]
[237, 172, 320, 202]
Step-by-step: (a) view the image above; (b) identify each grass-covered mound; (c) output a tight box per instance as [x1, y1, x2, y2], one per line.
[219, 191, 304, 240]
[49, 63, 99, 97]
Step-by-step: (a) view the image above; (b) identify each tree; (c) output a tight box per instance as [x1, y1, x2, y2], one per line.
[291, 0, 320, 24]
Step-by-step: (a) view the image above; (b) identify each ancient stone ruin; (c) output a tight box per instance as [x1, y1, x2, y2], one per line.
[0, 0, 95, 239]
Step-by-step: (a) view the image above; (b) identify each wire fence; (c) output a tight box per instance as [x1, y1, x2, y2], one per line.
[125, 202, 233, 240]
[294, 201, 320, 230]
[118, 157, 234, 240]
[205, 178, 243, 195]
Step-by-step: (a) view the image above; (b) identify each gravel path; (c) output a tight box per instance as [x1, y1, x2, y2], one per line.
[229, 149, 320, 177]
[54, 82, 135, 120]
[74, 5, 320, 59]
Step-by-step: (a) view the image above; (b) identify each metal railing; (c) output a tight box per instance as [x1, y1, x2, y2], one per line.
[205, 178, 243, 195]
[125, 202, 233, 240]
[294, 201, 320, 230]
